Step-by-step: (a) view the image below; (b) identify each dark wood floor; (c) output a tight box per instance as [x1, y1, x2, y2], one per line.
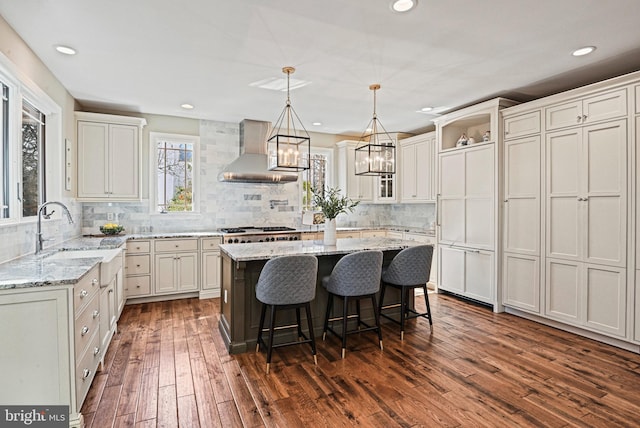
[81, 293, 640, 427]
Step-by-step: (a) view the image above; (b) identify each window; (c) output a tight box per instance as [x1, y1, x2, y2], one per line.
[301, 149, 332, 211]
[151, 133, 199, 213]
[21, 100, 46, 217]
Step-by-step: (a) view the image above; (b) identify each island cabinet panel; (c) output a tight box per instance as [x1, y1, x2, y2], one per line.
[218, 239, 410, 354]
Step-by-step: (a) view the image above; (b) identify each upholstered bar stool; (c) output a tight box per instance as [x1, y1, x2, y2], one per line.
[322, 250, 384, 359]
[378, 244, 434, 340]
[255, 255, 319, 374]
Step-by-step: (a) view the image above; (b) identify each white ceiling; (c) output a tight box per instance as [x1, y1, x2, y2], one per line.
[1, 0, 640, 136]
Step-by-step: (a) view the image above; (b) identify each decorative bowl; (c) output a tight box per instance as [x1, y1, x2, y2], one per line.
[100, 224, 125, 235]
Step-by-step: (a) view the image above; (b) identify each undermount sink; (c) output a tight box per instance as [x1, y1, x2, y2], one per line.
[48, 248, 123, 286]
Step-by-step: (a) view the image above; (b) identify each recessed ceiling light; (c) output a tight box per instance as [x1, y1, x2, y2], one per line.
[572, 46, 596, 57]
[181, 103, 194, 110]
[420, 106, 433, 112]
[55, 45, 76, 55]
[312, 122, 322, 126]
[249, 77, 311, 91]
[391, 0, 417, 13]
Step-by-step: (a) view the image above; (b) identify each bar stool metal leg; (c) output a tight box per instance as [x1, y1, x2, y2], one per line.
[342, 296, 349, 359]
[257, 303, 267, 352]
[305, 302, 318, 365]
[371, 295, 383, 350]
[266, 304, 276, 374]
[423, 284, 433, 333]
[323, 292, 333, 341]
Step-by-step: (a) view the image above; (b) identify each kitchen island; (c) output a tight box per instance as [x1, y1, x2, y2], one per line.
[218, 237, 421, 354]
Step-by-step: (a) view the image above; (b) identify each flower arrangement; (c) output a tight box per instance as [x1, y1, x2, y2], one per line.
[100, 223, 125, 235]
[312, 187, 359, 220]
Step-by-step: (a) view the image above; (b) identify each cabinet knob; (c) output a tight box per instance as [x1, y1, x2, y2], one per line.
[136, 285, 141, 289]
[136, 264, 141, 268]
[79, 289, 88, 298]
[92, 310, 100, 319]
[175, 244, 179, 248]
[109, 289, 114, 294]
[93, 347, 100, 356]
[504, 199, 508, 203]
[92, 279, 98, 286]
[82, 369, 91, 380]
[582, 114, 588, 121]
[577, 116, 582, 123]
[81, 325, 90, 336]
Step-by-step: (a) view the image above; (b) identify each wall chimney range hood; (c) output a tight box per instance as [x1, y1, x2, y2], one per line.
[218, 119, 298, 183]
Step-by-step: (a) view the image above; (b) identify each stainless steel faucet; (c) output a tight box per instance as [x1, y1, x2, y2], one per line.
[36, 201, 74, 254]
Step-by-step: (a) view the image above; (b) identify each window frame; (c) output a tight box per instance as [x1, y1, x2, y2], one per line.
[300, 147, 334, 212]
[0, 53, 62, 225]
[149, 132, 200, 215]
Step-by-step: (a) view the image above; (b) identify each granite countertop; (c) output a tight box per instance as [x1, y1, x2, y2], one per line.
[0, 236, 126, 290]
[219, 237, 419, 262]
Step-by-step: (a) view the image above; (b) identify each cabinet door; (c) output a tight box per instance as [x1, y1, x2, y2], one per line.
[465, 146, 494, 249]
[415, 141, 431, 200]
[155, 254, 178, 294]
[176, 253, 198, 292]
[583, 120, 627, 267]
[546, 101, 582, 131]
[545, 259, 581, 324]
[584, 264, 626, 337]
[439, 151, 465, 244]
[504, 136, 540, 255]
[400, 143, 417, 200]
[202, 251, 220, 292]
[109, 124, 139, 198]
[582, 89, 627, 125]
[0, 288, 72, 406]
[464, 249, 494, 302]
[504, 111, 541, 140]
[546, 129, 581, 260]
[438, 246, 464, 294]
[503, 253, 539, 312]
[77, 121, 109, 198]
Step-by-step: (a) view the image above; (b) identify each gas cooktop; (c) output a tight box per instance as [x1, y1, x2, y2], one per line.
[218, 226, 296, 234]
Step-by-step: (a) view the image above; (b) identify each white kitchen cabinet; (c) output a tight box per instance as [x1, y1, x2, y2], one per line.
[439, 144, 494, 250]
[503, 110, 540, 140]
[76, 112, 146, 200]
[399, 132, 436, 202]
[154, 238, 199, 295]
[546, 120, 627, 267]
[503, 253, 540, 313]
[125, 240, 152, 298]
[404, 232, 437, 287]
[200, 237, 221, 299]
[546, 259, 626, 337]
[361, 229, 386, 238]
[336, 140, 374, 202]
[438, 246, 494, 304]
[545, 89, 627, 131]
[635, 85, 640, 114]
[99, 276, 117, 362]
[503, 135, 541, 256]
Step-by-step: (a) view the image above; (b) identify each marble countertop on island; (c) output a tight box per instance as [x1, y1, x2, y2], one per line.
[219, 237, 423, 262]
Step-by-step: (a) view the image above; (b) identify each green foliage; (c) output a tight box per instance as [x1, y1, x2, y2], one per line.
[167, 186, 192, 211]
[312, 186, 359, 220]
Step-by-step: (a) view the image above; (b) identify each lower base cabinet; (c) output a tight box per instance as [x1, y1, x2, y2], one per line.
[201, 237, 221, 298]
[546, 258, 626, 337]
[154, 252, 198, 294]
[439, 246, 494, 304]
[503, 253, 540, 313]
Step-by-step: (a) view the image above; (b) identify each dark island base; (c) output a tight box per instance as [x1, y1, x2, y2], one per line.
[219, 250, 412, 354]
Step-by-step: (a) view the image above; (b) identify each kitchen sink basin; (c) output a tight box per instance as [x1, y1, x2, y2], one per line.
[48, 248, 123, 286]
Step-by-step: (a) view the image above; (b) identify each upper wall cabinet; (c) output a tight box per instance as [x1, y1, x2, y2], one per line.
[545, 89, 627, 132]
[76, 112, 146, 201]
[399, 131, 436, 203]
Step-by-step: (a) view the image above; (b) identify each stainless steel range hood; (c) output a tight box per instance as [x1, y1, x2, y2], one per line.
[218, 119, 298, 183]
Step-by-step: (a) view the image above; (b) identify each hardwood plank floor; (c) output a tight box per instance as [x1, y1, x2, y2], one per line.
[82, 293, 640, 427]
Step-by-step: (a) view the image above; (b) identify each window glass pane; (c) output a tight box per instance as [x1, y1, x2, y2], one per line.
[22, 100, 45, 217]
[156, 140, 194, 212]
[1, 83, 8, 218]
[302, 153, 327, 211]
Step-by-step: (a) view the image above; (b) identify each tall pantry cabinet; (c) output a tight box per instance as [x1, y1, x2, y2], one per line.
[434, 98, 518, 310]
[501, 71, 640, 348]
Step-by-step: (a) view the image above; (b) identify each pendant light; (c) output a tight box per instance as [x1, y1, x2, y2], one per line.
[355, 84, 396, 175]
[267, 66, 311, 172]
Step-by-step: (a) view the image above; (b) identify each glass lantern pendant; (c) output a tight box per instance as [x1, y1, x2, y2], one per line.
[355, 84, 396, 176]
[267, 66, 311, 172]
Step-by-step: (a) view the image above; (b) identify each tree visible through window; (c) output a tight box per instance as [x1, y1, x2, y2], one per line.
[21, 100, 45, 217]
[302, 153, 327, 211]
[156, 140, 194, 212]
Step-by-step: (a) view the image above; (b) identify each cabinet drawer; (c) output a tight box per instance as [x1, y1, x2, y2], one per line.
[404, 233, 435, 245]
[74, 293, 100, 357]
[127, 240, 150, 254]
[125, 254, 150, 275]
[201, 237, 221, 251]
[504, 111, 540, 139]
[155, 238, 198, 253]
[336, 231, 360, 239]
[125, 275, 151, 297]
[75, 330, 101, 409]
[361, 230, 386, 238]
[74, 266, 100, 312]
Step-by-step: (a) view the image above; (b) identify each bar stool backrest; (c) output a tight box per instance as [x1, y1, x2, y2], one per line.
[381, 245, 433, 286]
[324, 250, 383, 297]
[256, 255, 318, 305]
